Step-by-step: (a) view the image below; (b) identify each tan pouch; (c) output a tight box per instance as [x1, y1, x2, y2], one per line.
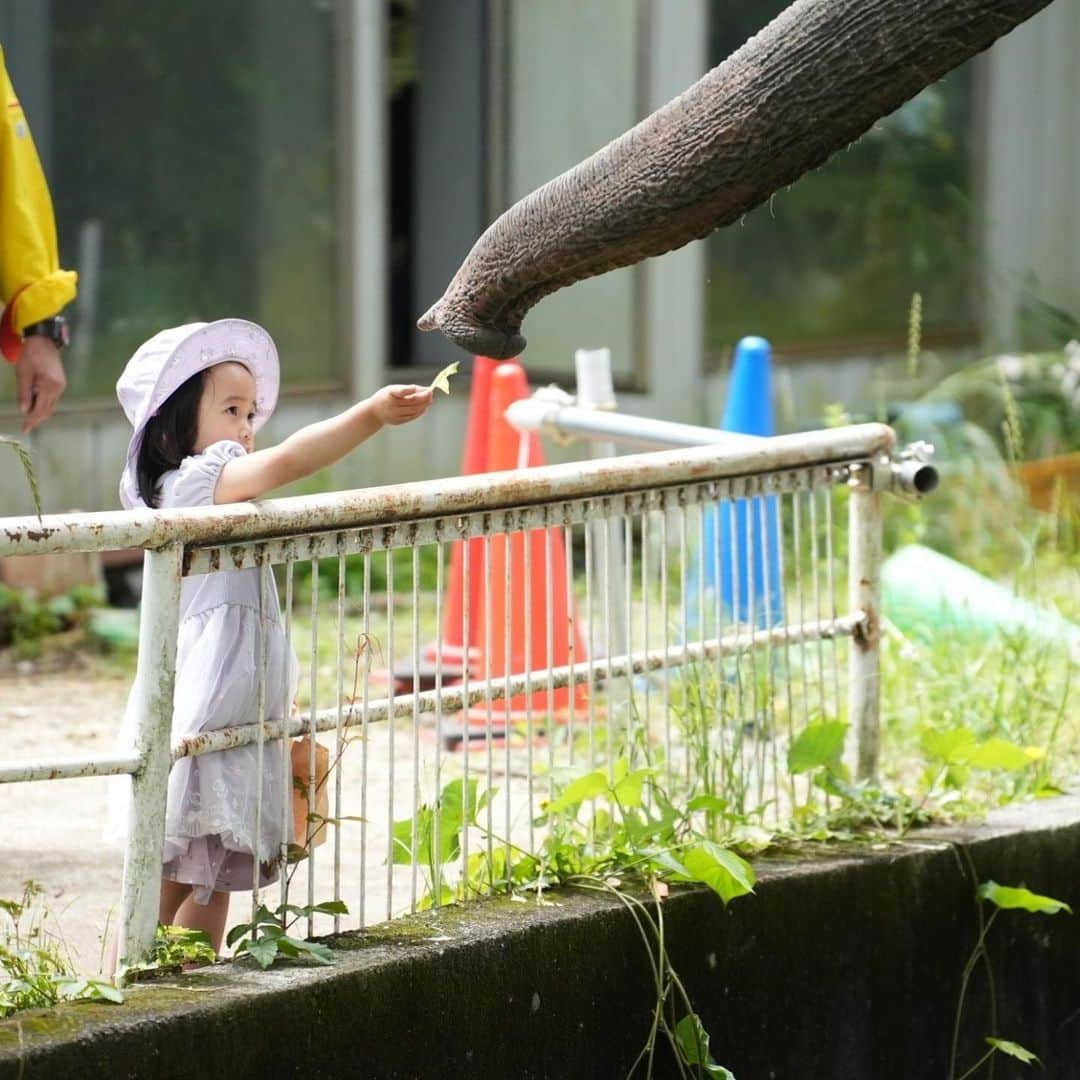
[290, 736, 330, 849]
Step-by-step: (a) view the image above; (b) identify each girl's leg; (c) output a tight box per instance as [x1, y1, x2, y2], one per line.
[109, 877, 190, 975]
[159, 877, 194, 925]
[174, 889, 231, 953]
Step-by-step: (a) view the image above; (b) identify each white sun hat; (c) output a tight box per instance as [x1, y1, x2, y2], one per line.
[116, 318, 280, 509]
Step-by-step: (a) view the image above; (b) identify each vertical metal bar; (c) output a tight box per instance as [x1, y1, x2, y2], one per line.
[640, 506, 652, 772]
[678, 502, 688, 685]
[743, 489, 762, 807]
[563, 521, 575, 768]
[776, 489, 797, 815]
[808, 473, 828, 719]
[624, 512, 633, 763]
[504, 521, 513, 879]
[306, 558, 320, 937]
[694, 497, 707, 802]
[524, 522, 535, 854]
[711, 495, 728, 813]
[792, 483, 810, 725]
[758, 491, 779, 814]
[728, 497, 743, 739]
[461, 532, 472, 898]
[410, 544, 421, 914]
[544, 515, 556, 795]
[359, 548, 371, 928]
[483, 532, 494, 879]
[660, 500, 671, 789]
[678, 504, 690, 786]
[251, 553, 269, 929]
[385, 549, 396, 922]
[117, 543, 183, 974]
[584, 514, 596, 770]
[824, 475, 842, 720]
[695, 501, 706, 655]
[849, 469, 883, 782]
[334, 547, 346, 931]
[433, 538, 445, 907]
[280, 554, 294, 913]
[603, 505, 614, 779]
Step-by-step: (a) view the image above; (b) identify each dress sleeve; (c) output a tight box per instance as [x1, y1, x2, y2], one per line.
[158, 441, 247, 509]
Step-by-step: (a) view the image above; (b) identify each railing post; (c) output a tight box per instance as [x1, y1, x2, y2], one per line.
[848, 466, 883, 782]
[116, 542, 183, 975]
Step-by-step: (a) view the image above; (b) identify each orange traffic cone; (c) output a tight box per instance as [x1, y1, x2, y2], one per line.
[421, 357, 497, 679]
[462, 361, 588, 737]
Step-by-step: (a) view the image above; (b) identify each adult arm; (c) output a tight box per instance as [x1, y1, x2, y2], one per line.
[0, 45, 77, 429]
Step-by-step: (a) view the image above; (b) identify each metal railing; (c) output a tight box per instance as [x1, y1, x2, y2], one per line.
[0, 423, 899, 970]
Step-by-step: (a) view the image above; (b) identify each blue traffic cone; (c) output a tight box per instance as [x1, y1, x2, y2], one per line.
[698, 337, 784, 629]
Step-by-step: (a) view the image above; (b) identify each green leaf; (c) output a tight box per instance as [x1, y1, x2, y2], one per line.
[226, 923, 254, 948]
[253, 904, 277, 926]
[436, 778, 479, 862]
[920, 726, 976, 766]
[612, 767, 652, 810]
[391, 809, 431, 865]
[787, 722, 848, 774]
[546, 769, 609, 815]
[242, 937, 280, 969]
[968, 738, 1035, 772]
[986, 1037, 1039, 1064]
[686, 795, 729, 815]
[283, 937, 334, 965]
[730, 824, 773, 854]
[0, 436, 43, 519]
[428, 360, 460, 395]
[646, 849, 692, 880]
[674, 1013, 734, 1078]
[978, 881, 1072, 915]
[309, 900, 349, 917]
[285, 843, 310, 864]
[82, 980, 124, 1004]
[681, 843, 756, 905]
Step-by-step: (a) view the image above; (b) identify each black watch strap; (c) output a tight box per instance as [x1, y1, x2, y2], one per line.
[22, 315, 70, 349]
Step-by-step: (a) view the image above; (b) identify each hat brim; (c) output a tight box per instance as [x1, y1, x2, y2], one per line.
[119, 319, 280, 509]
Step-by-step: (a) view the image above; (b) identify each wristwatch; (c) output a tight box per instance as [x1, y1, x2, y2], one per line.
[22, 315, 70, 350]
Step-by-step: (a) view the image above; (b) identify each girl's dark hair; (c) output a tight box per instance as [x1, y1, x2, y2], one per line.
[136, 369, 206, 508]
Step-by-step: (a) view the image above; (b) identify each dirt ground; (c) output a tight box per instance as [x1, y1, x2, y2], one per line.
[0, 658, 536, 976]
[0, 664, 129, 973]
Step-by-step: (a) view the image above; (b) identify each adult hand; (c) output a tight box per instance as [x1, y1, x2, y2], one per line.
[14, 335, 67, 433]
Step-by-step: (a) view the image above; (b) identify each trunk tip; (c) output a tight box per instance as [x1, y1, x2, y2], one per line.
[416, 303, 440, 333]
[416, 300, 526, 360]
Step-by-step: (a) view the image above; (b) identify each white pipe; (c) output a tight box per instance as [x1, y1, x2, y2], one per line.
[506, 397, 761, 451]
[508, 396, 939, 496]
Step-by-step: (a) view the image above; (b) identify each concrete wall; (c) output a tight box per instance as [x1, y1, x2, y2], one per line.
[3, 796, 1079, 1079]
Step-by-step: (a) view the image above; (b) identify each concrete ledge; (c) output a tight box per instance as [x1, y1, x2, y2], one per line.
[3, 797, 1079, 1079]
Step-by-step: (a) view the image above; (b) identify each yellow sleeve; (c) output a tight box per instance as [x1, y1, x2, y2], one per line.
[0, 45, 77, 333]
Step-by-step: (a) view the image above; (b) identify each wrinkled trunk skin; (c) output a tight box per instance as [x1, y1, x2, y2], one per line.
[418, 0, 1053, 359]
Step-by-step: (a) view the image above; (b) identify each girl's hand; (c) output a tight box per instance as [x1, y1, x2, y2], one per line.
[371, 384, 434, 426]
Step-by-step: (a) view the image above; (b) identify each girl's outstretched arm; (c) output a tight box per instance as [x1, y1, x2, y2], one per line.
[214, 385, 434, 503]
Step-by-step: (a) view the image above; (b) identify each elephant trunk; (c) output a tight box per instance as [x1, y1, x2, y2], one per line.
[418, 0, 1052, 359]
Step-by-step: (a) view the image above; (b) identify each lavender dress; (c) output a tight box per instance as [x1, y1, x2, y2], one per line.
[153, 440, 297, 903]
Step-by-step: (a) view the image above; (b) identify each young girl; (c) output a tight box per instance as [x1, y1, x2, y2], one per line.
[115, 318, 433, 952]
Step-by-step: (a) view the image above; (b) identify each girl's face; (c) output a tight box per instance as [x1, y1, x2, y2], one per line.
[194, 361, 259, 454]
